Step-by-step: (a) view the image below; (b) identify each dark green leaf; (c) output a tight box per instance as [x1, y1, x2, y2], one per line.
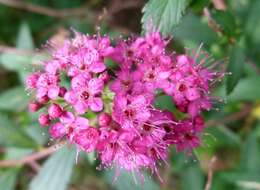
[142, 0, 188, 36]
[154, 94, 175, 111]
[246, 0, 260, 45]
[226, 44, 245, 94]
[212, 10, 237, 36]
[29, 146, 76, 190]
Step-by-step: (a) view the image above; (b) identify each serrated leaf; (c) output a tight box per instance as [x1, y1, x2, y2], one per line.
[0, 169, 19, 190]
[142, 0, 187, 36]
[29, 146, 76, 190]
[228, 76, 260, 102]
[104, 169, 159, 190]
[16, 22, 34, 49]
[0, 86, 29, 111]
[0, 114, 35, 148]
[226, 44, 245, 94]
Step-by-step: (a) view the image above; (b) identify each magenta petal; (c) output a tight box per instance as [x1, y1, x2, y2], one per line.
[36, 87, 47, 100]
[60, 111, 75, 124]
[74, 117, 89, 130]
[89, 61, 106, 73]
[49, 123, 66, 139]
[48, 86, 59, 99]
[188, 102, 199, 118]
[89, 97, 103, 112]
[132, 95, 146, 106]
[64, 91, 77, 104]
[88, 78, 104, 94]
[185, 88, 200, 101]
[74, 101, 88, 114]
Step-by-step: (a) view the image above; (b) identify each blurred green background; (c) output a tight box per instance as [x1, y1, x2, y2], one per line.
[0, 0, 260, 190]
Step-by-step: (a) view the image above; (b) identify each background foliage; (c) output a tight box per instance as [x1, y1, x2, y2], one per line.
[0, 0, 260, 190]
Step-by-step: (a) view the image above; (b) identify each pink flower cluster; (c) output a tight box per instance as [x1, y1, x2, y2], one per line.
[27, 30, 216, 176]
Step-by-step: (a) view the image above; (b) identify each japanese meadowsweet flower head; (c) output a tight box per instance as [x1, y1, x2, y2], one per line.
[27, 29, 221, 180]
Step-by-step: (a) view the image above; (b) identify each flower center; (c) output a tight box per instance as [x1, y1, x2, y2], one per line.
[143, 123, 151, 131]
[80, 91, 90, 100]
[178, 83, 187, 92]
[124, 109, 134, 118]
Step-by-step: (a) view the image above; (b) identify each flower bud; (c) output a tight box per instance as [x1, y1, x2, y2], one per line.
[26, 73, 39, 89]
[59, 87, 67, 97]
[28, 102, 42, 112]
[48, 103, 63, 119]
[49, 123, 66, 139]
[99, 71, 110, 84]
[38, 114, 50, 126]
[38, 95, 49, 104]
[98, 112, 112, 127]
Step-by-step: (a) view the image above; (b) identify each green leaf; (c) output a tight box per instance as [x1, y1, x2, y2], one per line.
[16, 22, 34, 49]
[25, 125, 49, 145]
[5, 147, 33, 160]
[0, 86, 29, 111]
[181, 165, 204, 190]
[104, 169, 159, 190]
[228, 76, 260, 101]
[0, 52, 48, 83]
[29, 146, 76, 190]
[226, 44, 245, 94]
[0, 169, 19, 190]
[240, 132, 260, 172]
[142, 0, 187, 36]
[205, 125, 241, 147]
[221, 171, 260, 186]
[211, 10, 237, 36]
[173, 13, 218, 46]
[246, 0, 260, 45]
[0, 114, 35, 148]
[154, 94, 175, 111]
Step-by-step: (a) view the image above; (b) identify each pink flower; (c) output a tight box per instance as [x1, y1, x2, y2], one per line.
[38, 114, 50, 127]
[74, 127, 100, 152]
[64, 76, 104, 114]
[27, 30, 220, 177]
[36, 73, 60, 100]
[112, 95, 151, 129]
[98, 112, 112, 127]
[26, 72, 40, 89]
[48, 103, 63, 119]
[49, 112, 89, 140]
